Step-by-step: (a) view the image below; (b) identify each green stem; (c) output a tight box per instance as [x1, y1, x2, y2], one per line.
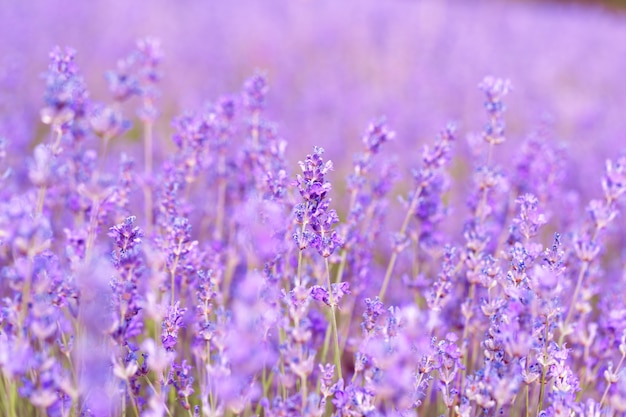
[320, 319, 332, 366]
[537, 321, 550, 414]
[525, 384, 529, 417]
[170, 239, 183, 306]
[214, 152, 227, 242]
[559, 261, 588, 346]
[599, 353, 626, 408]
[144, 118, 154, 233]
[458, 283, 476, 397]
[301, 374, 308, 409]
[379, 184, 424, 302]
[325, 258, 342, 380]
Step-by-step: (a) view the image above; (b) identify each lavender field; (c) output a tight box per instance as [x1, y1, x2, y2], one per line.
[2, 0, 626, 416]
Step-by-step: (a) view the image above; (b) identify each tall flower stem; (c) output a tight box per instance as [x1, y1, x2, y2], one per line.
[537, 318, 550, 414]
[213, 151, 227, 241]
[378, 183, 424, 302]
[144, 118, 154, 233]
[325, 258, 343, 380]
[599, 351, 626, 408]
[559, 261, 588, 346]
[170, 239, 183, 306]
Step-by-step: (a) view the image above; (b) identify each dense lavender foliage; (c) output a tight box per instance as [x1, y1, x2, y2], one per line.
[2, 1, 626, 417]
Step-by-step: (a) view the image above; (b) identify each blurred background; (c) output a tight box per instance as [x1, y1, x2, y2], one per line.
[1, 0, 625, 195]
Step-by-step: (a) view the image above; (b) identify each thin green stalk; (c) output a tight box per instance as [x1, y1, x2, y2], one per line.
[143, 118, 154, 233]
[379, 183, 424, 302]
[35, 187, 47, 218]
[8, 376, 17, 417]
[126, 382, 140, 417]
[170, 239, 183, 306]
[599, 353, 626, 408]
[537, 321, 550, 414]
[144, 375, 173, 417]
[255, 369, 274, 415]
[214, 152, 227, 241]
[0, 375, 12, 417]
[559, 261, 588, 346]
[325, 258, 342, 380]
[34, 126, 63, 219]
[320, 318, 332, 366]
[84, 199, 101, 262]
[301, 374, 308, 409]
[525, 384, 530, 417]
[296, 217, 308, 287]
[278, 327, 288, 400]
[458, 282, 476, 397]
[338, 299, 356, 355]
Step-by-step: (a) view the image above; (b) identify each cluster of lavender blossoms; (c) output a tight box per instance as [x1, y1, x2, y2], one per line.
[2, 39, 626, 417]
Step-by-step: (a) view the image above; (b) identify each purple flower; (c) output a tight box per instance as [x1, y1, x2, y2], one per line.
[169, 360, 194, 410]
[162, 301, 186, 351]
[243, 72, 269, 113]
[310, 285, 329, 305]
[40, 46, 89, 130]
[108, 216, 144, 253]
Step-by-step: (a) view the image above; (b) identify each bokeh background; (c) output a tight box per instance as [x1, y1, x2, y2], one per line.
[1, 0, 626, 197]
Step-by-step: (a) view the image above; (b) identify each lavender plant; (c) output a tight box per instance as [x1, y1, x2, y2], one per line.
[2, 36, 626, 417]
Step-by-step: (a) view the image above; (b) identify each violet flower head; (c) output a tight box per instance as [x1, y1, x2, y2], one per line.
[602, 155, 626, 203]
[293, 146, 342, 256]
[135, 37, 164, 84]
[135, 37, 163, 122]
[108, 216, 144, 253]
[362, 117, 395, 156]
[296, 146, 333, 206]
[514, 193, 547, 241]
[165, 217, 196, 270]
[311, 209, 343, 258]
[108, 217, 145, 346]
[310, 282, 350, 307]
[41, 46, 89, 128]
[243, 72, 269, 113]
[106, 37, 163, 120]
[106, 58, 141, 102]
[89, 102, 130, 139]
[170, 360, 194, 410]
[347, 117, 395, 195]
[162, 301, 186, 351]
[478, 76, 512, 146]
[361, 296, 385, 336]
[587, 199, 617, 232]
[310, 285, 329, 305]
[479, 76, 512, 116]
[420, 122, 456, 175]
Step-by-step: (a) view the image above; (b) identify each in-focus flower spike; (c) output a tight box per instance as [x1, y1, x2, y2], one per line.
[162, 301, 187, 351]
[169, 360, 194, 410]
[310, 282, 350, 308]
[108, 216, 145, 347]
[293, 146, 342, 258]
[108, 215, 144, 253]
